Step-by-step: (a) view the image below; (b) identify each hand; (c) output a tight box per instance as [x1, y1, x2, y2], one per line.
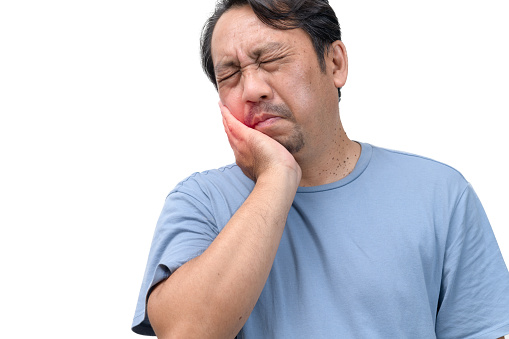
[220, 102, 301, 184]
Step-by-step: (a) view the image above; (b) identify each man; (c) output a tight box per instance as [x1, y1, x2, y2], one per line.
[132, 0, 509, 337]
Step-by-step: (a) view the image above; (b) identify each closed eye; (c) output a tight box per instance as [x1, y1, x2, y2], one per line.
[260, 56, 285, 65]
[217, 55, 286, 83]
[217, 71, 239, 83]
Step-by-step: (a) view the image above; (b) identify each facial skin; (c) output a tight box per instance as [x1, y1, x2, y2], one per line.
[211, 5, 350, 167]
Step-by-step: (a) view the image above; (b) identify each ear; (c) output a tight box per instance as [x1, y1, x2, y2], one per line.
[330, 40, 348, 89]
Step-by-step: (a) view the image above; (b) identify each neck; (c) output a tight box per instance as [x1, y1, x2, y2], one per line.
[296, 120, 361, 187]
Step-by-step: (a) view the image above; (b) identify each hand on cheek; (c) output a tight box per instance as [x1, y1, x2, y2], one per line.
[219, 102, 301, 183]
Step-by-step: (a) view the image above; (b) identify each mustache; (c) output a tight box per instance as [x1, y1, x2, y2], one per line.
[245, 102, 294, 124]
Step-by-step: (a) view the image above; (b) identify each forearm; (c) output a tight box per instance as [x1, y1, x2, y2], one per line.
[147, 170, 299, 338]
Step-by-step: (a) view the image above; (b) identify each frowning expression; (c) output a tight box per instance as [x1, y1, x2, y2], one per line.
[211, 5, 345, 156]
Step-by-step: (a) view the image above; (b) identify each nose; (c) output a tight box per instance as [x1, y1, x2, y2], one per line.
[241, 69, 273, 103]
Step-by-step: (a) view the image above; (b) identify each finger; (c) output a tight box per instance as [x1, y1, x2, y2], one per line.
[220, 104, 238, 144]
[221, 105, 247, 161]
[218, 101, 233, 122]
[219, 102, 247, 140]
[221, 113, 248, 172]
[222, 113, 236, 147]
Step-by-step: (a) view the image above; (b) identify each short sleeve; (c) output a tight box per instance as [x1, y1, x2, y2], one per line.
[131, 181, 219, 336]
[436, 184, 509, 339]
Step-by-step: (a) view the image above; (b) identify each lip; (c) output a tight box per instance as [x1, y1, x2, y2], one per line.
[249, 113, 281, 128]
[254, 116, 281, 130]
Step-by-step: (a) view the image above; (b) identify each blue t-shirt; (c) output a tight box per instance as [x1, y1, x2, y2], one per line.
[132, 143, 509, 338]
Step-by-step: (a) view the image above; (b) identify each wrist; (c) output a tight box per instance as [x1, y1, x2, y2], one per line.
[256, 164, 301, 191]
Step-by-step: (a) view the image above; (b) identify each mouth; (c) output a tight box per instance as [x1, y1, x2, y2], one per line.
[253, 116, 282, 130]
[249, 113, 281, 129]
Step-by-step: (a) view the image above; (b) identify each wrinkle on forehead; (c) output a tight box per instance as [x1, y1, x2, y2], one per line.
[211, 7, 261, 57]
[211, 6, 292, 69]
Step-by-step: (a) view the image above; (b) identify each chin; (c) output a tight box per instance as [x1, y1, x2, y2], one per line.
[278, 134, 305, 154]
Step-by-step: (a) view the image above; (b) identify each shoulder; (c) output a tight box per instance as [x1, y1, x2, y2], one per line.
[162, 164, 254, 223]
[171, 164, 253, 197]
[369, 144, 468, 183]
[363, 144, 470, 205]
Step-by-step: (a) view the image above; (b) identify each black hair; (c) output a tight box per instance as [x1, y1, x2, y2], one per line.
[200, 0, 342, 100]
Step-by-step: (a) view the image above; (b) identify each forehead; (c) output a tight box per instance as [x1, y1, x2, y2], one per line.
[211, 5, 312, 64]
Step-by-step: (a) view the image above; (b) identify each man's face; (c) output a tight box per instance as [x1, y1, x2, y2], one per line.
[211, 5, 344, 157]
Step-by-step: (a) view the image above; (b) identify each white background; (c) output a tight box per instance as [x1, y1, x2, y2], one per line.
[1, 0, 507, 337]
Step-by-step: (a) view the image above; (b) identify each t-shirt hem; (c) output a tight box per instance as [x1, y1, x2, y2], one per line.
[467, 320, 509, 339]
[131, 312, 155, 336]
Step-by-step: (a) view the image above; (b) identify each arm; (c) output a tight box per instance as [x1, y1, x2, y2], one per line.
[147, 104, 301, 338]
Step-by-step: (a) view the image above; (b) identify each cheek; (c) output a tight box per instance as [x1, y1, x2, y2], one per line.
[282, 70, 313, 110]
[219, 89, 245, 123]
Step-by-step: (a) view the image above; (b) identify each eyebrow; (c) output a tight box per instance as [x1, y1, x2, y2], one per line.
[214, 41, 286, 75]
[250, 42, 286, 61]
[214, 60, 238, 76]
